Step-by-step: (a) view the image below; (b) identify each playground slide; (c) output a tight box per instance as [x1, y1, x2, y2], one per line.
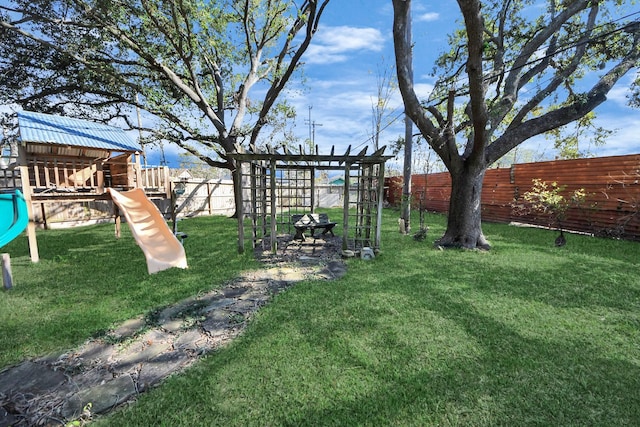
[108, 188, 188, 274]
[0, 190, 29, 249]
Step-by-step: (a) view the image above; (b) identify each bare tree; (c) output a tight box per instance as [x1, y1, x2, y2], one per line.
[393, 0, 640, 249]
[0, 0, 330, 215]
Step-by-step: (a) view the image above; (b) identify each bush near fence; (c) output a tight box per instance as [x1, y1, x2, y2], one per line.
[385, 154, 640, 240]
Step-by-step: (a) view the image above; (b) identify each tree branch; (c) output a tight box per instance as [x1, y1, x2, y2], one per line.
[488, 32, 640, 164]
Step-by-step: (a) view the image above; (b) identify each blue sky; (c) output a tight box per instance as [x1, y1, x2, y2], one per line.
[156, 0, 640, 170]
[4, 0, 638, 171]
[282, 0, 640, 171]
[152, 0, 459, 169]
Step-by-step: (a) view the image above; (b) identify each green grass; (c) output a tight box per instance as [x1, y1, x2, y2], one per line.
[3, 210, 640, 426]
[0, 216, 257, 367]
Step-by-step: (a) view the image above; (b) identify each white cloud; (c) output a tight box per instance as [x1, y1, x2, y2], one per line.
[304, 26, 385, 65]
[607, 85, 629, 106]
[592, 113, 640, 157]
[416, 12, 439, 22]
[414, 82, 435, 99]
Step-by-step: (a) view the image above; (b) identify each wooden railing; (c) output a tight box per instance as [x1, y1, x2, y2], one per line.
[139, 166, 170, 195]
[26, 156, 105, 193]
[1, 152, 170, 197]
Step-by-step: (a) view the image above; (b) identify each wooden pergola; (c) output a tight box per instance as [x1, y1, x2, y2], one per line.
[228, 143, 393, 254]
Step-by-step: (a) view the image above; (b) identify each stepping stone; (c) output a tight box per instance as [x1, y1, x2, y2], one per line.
[239, 289, 270, 303]
[174, 330, 207, 351]
[202, 297, 235, 313]
[0, 361, 66, 396]
[111, 316, 146, 339]
[201, 312, 232, 337]
[161, 318, 185, 333]
[114, 331, 172, 371]
[222, 287, 250, 298]
[157, 296, 199, 322]
[74, 340, 115, 364]
[61, 374, 136, 418]
[230, 299, 258, 314]
[267, 280, 291, 294]
[137, 351, 190, 391]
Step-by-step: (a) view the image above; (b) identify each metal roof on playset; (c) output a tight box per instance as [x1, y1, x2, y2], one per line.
[17, 111, 141, 153]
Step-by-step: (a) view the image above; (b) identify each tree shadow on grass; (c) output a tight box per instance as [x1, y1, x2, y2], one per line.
[107, 279, 640, 426]
[268, 285, 640, 426]
[0, 216, 255, 369]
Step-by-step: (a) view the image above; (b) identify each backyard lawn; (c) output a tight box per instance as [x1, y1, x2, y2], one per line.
[2, 209, 640, 426]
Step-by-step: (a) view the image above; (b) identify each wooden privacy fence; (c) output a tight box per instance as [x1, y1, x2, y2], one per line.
[386, 154, 640, 240]
[173, 180, 347, 219]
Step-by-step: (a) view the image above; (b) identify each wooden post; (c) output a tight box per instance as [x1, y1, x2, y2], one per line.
[96, 160, 105, 195]
[2, 253, 13, 290]
[342, 163, 350, 251]
[250, 163, 258, 248]
[18, 145, 39, 262]
[134, 152, 143, 189]
[270, 159, 277, 253]
[375, 162, 386, 249]
[40, 203, 48, 230]
[310, 167, 315, 213]
[235, 162, 244, 254]
[170, 181, 178, 235]
[163, 166, 171, 199]
[113, 203, 121, 238]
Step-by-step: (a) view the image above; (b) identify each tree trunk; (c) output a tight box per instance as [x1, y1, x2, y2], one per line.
[216, 134, 241, 219]
[436, 166, 491, 250]
[229, 158, 241, 219]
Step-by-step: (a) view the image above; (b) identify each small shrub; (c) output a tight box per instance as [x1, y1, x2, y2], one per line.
[513, 179, 587, 240]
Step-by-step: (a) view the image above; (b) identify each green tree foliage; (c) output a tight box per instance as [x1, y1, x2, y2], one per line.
[546, 111, 614, 159]
[0, 0, 330, 193]
[393, 0, 640, 249]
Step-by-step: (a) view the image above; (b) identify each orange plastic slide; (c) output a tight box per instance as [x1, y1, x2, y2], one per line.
[108, 188, 188, 274]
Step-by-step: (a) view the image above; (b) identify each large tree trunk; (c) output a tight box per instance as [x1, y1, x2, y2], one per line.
[436, 166, 491, 250]
[216, 134, 241, 219]
[229, 157, 241, 219]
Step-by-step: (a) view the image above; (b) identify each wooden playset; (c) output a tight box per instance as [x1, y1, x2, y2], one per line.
[0, 111, 183, 273]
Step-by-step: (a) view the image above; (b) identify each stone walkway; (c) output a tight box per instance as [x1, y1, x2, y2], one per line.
[0, 235, 347, 427]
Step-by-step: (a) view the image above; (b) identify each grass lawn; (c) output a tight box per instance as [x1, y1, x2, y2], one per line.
[3, 209, 640, 426]
[0, 215, 258, 368]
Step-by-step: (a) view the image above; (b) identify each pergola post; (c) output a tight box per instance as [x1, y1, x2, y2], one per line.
[270, 159, 277, 253]
[342, 162, 350, 251]
[235, 161, 245, 254]
[375, 162, 386, 248]
[310, 166, 316, 213]
[250, 162, 258, 247]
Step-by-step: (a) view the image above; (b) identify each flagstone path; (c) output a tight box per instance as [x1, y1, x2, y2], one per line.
[0, 235, 348, 426]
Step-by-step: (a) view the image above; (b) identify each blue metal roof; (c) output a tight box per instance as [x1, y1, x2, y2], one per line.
[18, 111, 142, 152]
